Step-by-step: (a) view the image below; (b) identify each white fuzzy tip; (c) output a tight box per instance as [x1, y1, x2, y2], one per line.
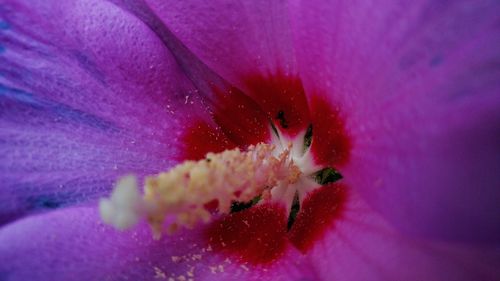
[99, 175, 144, 230]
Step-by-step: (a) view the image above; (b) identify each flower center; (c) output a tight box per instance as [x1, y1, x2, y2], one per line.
[100, 72, 350, 265]
[99, 127, 328, 238]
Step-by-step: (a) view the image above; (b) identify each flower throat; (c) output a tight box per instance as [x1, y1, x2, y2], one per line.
[99, 72, 350, 264]
[100, 123, 342, 239]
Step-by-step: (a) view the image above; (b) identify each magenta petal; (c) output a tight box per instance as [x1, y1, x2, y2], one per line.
[306, 192, 500, 281]
[290, 0, 500, 242]
[144, 0, 297, 87]
[0, 207, 318, 281]
[0, 0, 205, 224]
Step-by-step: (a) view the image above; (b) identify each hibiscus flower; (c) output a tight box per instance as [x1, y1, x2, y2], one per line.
[1, 0, 499, 280]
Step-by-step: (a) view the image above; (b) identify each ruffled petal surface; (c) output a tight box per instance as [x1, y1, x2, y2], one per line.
[290, 0, 500, 242]
[0, 0, 205, 224]
[0, 207, 317, 281]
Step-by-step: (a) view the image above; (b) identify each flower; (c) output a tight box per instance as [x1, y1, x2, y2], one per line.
[1, 0, 499, 280]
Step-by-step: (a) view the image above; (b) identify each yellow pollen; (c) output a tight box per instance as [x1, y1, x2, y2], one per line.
[145, 143, 300, 237]
[100, 143, 302, 238]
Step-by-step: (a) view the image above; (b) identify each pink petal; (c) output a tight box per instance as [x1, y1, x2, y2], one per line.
[290, 0, 500, 242]
[306, 191, 500, 281]
[130, 0, 314, 143]
[0, 0, 205, 224]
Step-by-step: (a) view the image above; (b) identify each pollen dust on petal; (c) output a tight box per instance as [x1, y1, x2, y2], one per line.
[206, 203, 288, 264]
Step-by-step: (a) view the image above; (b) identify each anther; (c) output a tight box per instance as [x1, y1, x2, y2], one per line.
[100, 143, 301, 238]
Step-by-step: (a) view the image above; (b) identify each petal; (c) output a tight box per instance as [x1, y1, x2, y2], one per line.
[0, 0, 203, 224]
[0, 207, 317, 281]
[308, 95, 351, 167]
[289, 183, 346, 252]
[242, 72, 311, 137]
[180, 120, 236, 161]
[113, 1, 277, 151]
[142, 1, 315, 138]
[306, 191, 500, 281]
[207, 203, 289, 265]
[290, 0, 500, 242]
[211, 85, 271, 147]
[144, 0, 297, 87]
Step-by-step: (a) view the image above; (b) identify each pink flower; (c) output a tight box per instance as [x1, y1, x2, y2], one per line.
[0, 0, 499, 280]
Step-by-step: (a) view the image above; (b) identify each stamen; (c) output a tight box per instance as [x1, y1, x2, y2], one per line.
[100, 143, 301, 238]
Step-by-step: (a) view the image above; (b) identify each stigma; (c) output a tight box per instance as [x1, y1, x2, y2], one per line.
[99, 138, 322, 238]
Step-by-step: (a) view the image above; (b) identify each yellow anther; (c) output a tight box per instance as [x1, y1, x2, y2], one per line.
[143, 143, 300, 238]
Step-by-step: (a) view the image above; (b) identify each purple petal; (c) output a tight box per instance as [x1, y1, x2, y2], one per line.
[306, 191, 500, 281]
[1, 197, 498, 280]
[290, 0, 500, 242]
[143, 0, 297, 88]
[0, 207, 317, 281]
[0, 0, 205, 224]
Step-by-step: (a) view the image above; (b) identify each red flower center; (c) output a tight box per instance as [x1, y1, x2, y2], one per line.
[181, 71, 351, 265]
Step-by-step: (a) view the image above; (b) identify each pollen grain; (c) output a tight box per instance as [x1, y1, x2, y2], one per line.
[101, 143, 301, 239]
